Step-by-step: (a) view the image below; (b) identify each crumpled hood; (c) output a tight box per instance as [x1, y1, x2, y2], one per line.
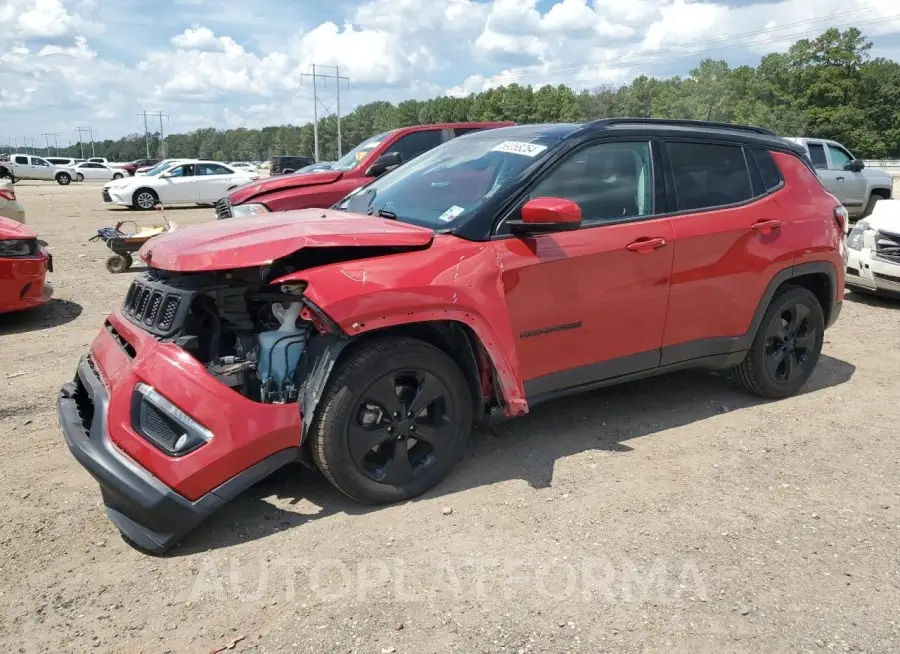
[139, 208, 434, 272]
[0, 215, 35, 238]
[227, 170, 343, 204]
[862, 199, 900, 235]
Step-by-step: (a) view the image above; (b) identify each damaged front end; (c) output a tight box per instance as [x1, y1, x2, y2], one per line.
[121, 263, 345, 416]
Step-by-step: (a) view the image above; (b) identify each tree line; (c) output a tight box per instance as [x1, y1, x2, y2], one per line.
[18, 27, 900, 161]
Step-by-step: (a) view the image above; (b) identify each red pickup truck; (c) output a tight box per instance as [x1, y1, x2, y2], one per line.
[215, 122, 513, 219]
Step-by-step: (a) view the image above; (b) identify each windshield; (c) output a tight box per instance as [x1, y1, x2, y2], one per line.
[341, 134, 554, 228]
[142, 160, 179, 176]
[331, 132, 392, 172]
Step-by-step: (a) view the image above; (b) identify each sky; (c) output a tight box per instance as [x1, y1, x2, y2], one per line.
[2, 0, 900, 147]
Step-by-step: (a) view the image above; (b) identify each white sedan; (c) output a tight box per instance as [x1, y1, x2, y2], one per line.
[102, 160, 259, 210]
[73, 162, 127, 182]
[846, 199, 900, 297]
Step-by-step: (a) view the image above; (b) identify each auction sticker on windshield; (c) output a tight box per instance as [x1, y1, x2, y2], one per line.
[491, 141, 548, 157]
[438, 205, 466, 222]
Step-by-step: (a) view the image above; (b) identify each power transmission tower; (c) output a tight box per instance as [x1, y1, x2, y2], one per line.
[140, 111, 169, 158]
[42, 132, 60, 155]
[76, 126, 96, 158]
[300, 64, 350, 161]
[138, 111, 151, 158]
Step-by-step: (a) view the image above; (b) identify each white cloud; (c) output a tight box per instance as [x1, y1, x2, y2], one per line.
[3, 0, 900, 141]
[170, 26, 220, 50]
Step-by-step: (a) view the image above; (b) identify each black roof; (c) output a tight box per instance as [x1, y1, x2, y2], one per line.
[466, 118, 803, 155]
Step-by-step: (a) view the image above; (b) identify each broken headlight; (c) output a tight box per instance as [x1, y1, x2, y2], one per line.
[847, 220, 869, 251]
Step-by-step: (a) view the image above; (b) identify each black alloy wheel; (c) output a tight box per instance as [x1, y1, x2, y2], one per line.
[311, 338, 473, 504]
[733, 286, 824, 398]
[763, 302, 817, 384]
[351, 370, 454, 485]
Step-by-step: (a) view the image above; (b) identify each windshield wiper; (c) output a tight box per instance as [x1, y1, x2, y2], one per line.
[369, 207, 397, 220]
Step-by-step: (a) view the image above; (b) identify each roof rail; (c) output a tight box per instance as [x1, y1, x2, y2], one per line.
[591, 118, 776, 137]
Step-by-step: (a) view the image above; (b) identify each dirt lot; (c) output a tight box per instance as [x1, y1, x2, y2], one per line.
[2, 180, 900, 654]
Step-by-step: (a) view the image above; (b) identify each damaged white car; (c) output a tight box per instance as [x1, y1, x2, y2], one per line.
[846, 199, 900, 297]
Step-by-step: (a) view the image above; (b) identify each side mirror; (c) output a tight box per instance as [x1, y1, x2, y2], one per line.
[507, 197, 582, 235]
[160, 171, 173, 178]
[844, 159, 865, 172]
[365, 152, 402, 177]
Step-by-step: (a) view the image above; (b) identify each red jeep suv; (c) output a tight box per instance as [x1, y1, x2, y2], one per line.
[58, 119, 846, 553]
[215, 121, 514, 219]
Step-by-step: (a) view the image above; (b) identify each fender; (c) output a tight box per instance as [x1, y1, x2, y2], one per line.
[273, 236, 528, 416]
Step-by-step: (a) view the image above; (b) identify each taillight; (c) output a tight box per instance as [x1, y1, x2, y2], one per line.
[833, 205, 848, 235]
[0, 189, 15, 202]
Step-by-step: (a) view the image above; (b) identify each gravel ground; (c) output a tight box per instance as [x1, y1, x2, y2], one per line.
[1, 180, 900, 654]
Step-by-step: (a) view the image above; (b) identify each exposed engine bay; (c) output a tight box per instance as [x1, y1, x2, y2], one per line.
[121, 266, 327, 404]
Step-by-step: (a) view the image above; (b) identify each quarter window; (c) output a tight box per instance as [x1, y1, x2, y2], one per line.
[666, 142, 753, 211]
[806, 143, 828, 170]
[528, 141, 653, 224]
[14, 156, 27, 164]
[751, 149, 782, 192]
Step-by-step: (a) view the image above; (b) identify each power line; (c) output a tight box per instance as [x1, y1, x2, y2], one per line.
[300, 64, 350, 161]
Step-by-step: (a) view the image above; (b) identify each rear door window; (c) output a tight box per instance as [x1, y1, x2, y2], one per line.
[806, 143, 828, 170]
[665, 142, 753, 211]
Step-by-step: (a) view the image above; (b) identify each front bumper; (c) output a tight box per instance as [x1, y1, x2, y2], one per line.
[102, 187, 131, 207]
[58, 310, 303, 553]
[846, 248, 900, 297]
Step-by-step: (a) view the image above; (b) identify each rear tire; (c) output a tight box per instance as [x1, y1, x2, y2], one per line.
[732, 286, 825, 399]
[56, 172, 71, 185]
[310, 337, 473, 504]
[132, 189, 158, 210]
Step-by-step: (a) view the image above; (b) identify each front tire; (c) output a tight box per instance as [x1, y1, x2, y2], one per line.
[132, 189, 158, 210]
[112, 173, 123, 180]
[75, 173, 84, 182]
[56, 172, 71, 185]
[732, 286, 825, 398]
[310, 337, 474, 504]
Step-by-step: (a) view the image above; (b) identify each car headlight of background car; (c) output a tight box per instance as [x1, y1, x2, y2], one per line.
[230, 203, 270, 218]
[847, 220, 869, 251]
[0, 239, 36, 257]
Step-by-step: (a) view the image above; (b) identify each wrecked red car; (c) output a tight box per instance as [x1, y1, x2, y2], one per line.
[58, 120, 844, 553]
[0, 216, 53, 314]
[215, 121, 514, 219]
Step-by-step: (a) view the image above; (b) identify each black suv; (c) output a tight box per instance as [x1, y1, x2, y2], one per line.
[270, 156, 316, 175]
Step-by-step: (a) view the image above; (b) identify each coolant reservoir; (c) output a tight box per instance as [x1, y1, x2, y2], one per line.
[257, 302, 309, 402]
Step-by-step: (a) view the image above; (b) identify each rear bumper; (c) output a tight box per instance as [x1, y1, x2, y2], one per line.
[58, 356, 300, 553]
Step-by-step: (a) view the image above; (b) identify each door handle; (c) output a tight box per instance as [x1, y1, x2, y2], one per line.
[626, 237, 667, 253]
[836, 176, 845, 181]
[751, 219, 781, 234]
